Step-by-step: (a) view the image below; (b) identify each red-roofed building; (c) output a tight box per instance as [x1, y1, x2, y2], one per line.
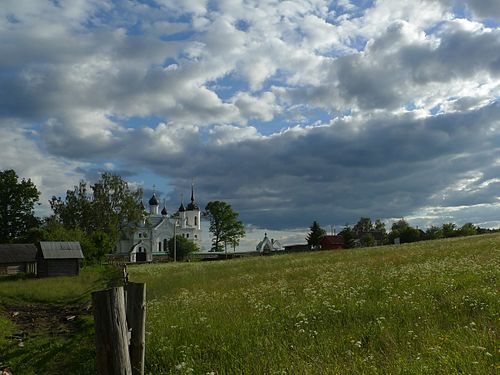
[320, 235, 344, 250]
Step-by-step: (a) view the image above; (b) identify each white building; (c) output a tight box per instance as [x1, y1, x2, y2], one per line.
[116, 185, 202, 262]
[256, 233, 283, 254]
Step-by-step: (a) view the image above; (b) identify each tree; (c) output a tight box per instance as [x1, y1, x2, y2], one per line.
[306, 221, 326, 250]
[389, 219, 420, 244]
[339, 225, 355, 249]
[441, 222, 458, 238]
[374, 219, 386, 234]
[49, 172, 143, 255]
[168, 235, 199, 261]
[0, 169, 40, 243]
[40, 219, 108, 264]
[425, 225, 443, 240]
[354, 217, 373, 235]
[460, 222, 477, 236]
[360, 233, 375, 247]
[204, 201, 245, 252]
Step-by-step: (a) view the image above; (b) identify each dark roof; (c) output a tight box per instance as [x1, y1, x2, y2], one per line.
[148, 193, 159, 206]
[161, 206, 168, 215]
[321, 235, 344, 244]
[0, 244, 37, 264]
[178, 202, 185, 212]
[37, 242, 84, 259]
[186, 201, 199, 210]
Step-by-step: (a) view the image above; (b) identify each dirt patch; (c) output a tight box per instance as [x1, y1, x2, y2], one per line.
[2, 302, 92, 338]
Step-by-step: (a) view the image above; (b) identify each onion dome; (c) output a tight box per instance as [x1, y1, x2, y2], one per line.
[161, 206, 168, 216]
[148, 193, 159, 206]
[178, 202, 185, 212]
[186, 183, 199, 211]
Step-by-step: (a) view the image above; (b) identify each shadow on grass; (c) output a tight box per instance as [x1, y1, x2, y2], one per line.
[1, 315, 96, 375]
[0, 265, 124, 374]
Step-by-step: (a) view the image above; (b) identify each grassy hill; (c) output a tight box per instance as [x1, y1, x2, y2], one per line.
[1, 234, 498, 374]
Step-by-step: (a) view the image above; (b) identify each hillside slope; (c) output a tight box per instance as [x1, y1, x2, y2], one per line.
[129, 233, 499, 374]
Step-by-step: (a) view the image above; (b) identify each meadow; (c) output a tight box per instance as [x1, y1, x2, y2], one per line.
[0, 234, 498, 374]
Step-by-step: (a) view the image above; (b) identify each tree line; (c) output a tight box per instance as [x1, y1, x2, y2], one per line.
[307, 216, 498, 250]
[0, 169, 245, 263]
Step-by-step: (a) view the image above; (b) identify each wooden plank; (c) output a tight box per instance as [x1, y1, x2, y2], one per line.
[126, 283, 146, 375]
[92, 287, 132, 375]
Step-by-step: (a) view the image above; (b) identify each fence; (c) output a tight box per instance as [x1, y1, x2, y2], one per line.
[92, 278, 146, 375]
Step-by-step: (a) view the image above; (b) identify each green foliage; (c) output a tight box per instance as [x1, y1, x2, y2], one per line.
[389, 219, 421, 243]
[204, 201, 245, 252]
[360, 233, 375, 247]
[0, 169, 40, 243]
[425, 225, 443, 240]
[353, 217, 373, 234]
[168, 235, 199, 261]
[460, 222, 477, 236]
[306, 220, 326, 249]
[374, 219, 386, 234]
[340, 225, 355, 248]
[39, 220, 108, 264]
[49, 172, 143, 256]
[442, 222, 458, 238]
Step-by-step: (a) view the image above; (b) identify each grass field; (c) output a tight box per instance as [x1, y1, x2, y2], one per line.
[0, 234, 499, 374]
[0, 266, 120, 374]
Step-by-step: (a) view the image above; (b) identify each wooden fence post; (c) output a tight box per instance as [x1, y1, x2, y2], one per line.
[126, 283, 146, 375]
[92, 287, 132, 375]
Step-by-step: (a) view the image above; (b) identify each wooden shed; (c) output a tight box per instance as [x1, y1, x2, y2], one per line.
[0, 244, 38, 275]
[36, 241, 84, 277]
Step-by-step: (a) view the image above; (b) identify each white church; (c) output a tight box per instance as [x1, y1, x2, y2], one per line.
[116, 185, 202, 262]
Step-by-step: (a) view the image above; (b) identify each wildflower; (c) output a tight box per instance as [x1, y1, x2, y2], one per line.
[175, 362, 186, 370]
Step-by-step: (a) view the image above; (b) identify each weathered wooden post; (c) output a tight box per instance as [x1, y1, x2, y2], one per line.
[126, 282, 146, 375]
[92, 287, 132, 375]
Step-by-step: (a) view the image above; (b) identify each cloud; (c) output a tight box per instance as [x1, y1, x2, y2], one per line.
[0, 0, 499, 237]
[0, 120, 87, 215]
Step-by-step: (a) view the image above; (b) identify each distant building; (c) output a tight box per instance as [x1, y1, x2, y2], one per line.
[116, 184, 202, 262]
[36, 241, 84, 277]
[256, 233, 283, 254]
[320, 235, 344, 250]
[0, 244, 37, 275]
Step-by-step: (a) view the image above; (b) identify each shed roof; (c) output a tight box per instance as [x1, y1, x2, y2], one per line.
[38, 242, 84, 259]
[0, 244, 37, 264]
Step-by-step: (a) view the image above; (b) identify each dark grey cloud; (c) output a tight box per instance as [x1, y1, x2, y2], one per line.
[129, 101, 500, 229]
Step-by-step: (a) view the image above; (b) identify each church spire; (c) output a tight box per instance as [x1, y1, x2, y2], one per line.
[186, 179, 199, 211]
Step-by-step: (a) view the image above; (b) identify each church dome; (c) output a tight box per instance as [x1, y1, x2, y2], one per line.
[161, 206, 168, 216]
[186, 201, 199, 211]
[178, 202, 185, 212]
[149, 193, 159, 206]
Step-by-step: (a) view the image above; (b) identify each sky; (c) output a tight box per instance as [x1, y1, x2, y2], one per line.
[1, 0, 499, 249]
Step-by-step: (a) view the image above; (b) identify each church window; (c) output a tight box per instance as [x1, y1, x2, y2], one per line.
[186, 233, 189, 238]
[158, 242, 162, 252]
[195, 216, 198, 226]
[195, 235, 198, 239]
[185, 218, 188, 226]
[139, 233, 142, 238]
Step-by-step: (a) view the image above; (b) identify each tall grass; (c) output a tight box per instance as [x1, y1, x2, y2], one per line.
[129, 234, 499, 374]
